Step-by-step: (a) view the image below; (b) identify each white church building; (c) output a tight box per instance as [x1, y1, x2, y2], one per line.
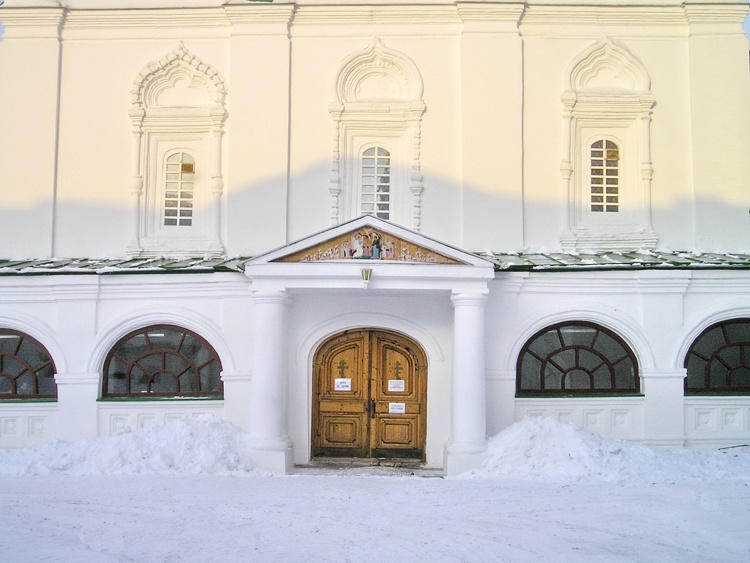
[1, 0, 750, 474]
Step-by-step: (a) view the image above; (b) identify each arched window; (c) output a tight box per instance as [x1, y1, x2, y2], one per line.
[360, 147, 391, 220]
[164, 152, 195, 227]
[685, 319, 750, 394]
[0, 329, 56, 399]
[102, 325, 222, 398]
[517, 322, 639, 396]
[590, 140, 619, 213]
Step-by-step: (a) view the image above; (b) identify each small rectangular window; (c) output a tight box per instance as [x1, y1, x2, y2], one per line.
[590, 140, 619, 213]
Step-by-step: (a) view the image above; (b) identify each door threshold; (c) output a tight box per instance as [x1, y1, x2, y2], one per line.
[293, 458, 443, 477]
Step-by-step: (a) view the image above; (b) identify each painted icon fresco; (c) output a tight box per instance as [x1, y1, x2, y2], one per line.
[277, 227, 462, 264]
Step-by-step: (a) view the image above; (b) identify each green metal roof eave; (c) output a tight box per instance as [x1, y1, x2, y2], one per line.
[3, 251, 750, 275]
[488, 251, 750, 272]
[0, 257, 249, 276]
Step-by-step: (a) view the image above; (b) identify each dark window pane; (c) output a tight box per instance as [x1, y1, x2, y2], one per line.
[103, 325, 222, 398]
[0, 330, 57, 400]
[685, 319, 750, 394]
[517, 322, 638, 396]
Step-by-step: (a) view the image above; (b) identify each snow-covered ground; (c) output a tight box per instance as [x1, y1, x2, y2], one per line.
[1, 416, 749, 562]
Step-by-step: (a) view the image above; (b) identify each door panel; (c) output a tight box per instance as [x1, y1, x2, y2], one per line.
[313, 329, 427, 460]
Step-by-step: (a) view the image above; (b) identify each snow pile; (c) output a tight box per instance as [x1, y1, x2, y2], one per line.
[462, 416, 750, 483]
[0, 414, 265, 476]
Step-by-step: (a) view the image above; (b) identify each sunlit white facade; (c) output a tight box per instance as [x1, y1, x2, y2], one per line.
[1, 0, 750, 474]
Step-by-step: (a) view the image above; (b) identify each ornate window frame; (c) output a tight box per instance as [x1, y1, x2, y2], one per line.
[329, 39, 426, 230]
[560, 38, 657, 251]
[128, 43, 227, 256]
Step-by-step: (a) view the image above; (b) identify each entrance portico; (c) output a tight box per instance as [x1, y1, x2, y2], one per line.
[243, 216, 495, 474]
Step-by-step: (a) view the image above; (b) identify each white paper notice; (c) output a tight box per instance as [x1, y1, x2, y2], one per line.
[388, 402, 406, 414]
[388, 380, 405, 392]
[334, 378, 351, 391]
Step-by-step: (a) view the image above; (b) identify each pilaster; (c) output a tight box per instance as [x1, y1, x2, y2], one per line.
[640, 368, 686, 448]
[54, 373, 100, 441]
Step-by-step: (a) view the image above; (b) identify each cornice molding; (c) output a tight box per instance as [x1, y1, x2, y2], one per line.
[520, 6, 688, 34]
[61, 8, 230, 33]
[0, 7, 65, 38]
[290, 5, 460, 27]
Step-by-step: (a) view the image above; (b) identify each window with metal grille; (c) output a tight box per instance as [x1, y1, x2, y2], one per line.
[517, 322, 639, 395]
[102, 325, 222, 398]
[360, 147, 391, 220]
[0, 330, 56, 399]
[164, 152, 195, 227]
[685, 319, 750, 394]
[590, 140, 619, 213]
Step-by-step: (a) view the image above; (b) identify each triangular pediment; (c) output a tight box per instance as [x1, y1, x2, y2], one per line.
[246, 217, 492, 268]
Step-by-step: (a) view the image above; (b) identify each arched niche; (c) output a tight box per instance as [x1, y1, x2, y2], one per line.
[128, 43, 227, 257]
[560, 38, 657, 251]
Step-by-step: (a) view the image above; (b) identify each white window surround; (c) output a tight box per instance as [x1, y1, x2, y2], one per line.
[560, 38, 657, 251]
[329, 38, 426, 231]
[128, 43, 226, 257]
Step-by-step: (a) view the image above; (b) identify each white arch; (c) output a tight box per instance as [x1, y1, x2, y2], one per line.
[505, 308, 655, 373]
[0, 313, 68, 373]
[674, 304, 750, 368]
[87, 306, 237, 375]
[296, 312, 445, 374]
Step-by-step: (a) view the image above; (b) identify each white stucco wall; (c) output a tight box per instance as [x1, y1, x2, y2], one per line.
[1, 1, 749, 258]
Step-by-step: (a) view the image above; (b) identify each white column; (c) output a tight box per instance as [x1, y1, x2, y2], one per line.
[445, 291, 488, 475]
[248, 290, 292, 473]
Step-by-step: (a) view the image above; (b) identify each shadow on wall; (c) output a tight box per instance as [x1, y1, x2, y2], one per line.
[1, 158, 750, 258]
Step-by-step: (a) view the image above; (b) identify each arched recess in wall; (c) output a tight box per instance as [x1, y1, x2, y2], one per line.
[560, 38, 657, 251]
[128, 43, 227, 257]
[329, 38, 426, 230]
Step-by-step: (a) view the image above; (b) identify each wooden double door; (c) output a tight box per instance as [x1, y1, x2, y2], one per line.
[312, 329, 427, 459]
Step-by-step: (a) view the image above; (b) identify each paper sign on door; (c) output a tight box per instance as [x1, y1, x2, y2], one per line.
[388, 380, 405, 392]
[388, 402, 406, 414]
[334, 378, 351, 391]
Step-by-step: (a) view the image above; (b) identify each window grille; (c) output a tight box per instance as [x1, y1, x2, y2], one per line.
[685, 319, 750, 394]
[360, 147, 391, 220]
[0, 330, 56, 399]
[590, 140, 619, 213]
[102, 325, 222, 398]
[517, 322, 639, 395]
[164, 152, 195, 227]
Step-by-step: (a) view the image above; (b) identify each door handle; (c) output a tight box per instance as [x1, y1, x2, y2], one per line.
[370, 397, 376, 419]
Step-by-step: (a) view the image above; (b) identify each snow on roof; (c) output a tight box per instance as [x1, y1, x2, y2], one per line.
[0, 257, 246, 276]
[489, 250, 750, 271]
[2, 251, 750, 276]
